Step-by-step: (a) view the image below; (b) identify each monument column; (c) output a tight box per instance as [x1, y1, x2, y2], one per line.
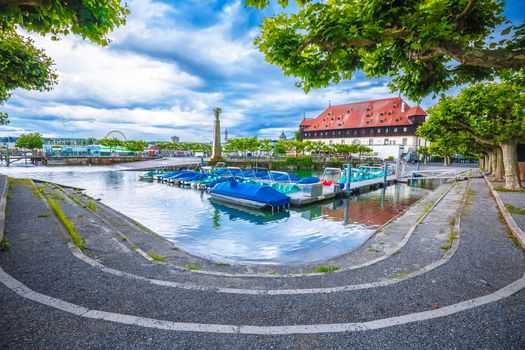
[212, 107, 222, 161]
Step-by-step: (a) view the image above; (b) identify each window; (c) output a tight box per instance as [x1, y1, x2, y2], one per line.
[329, 140, 333, 145]
[369, 139, 374, 145]
[384, 139, 389, 145]
[385, 128, 389, 133]
[361, 129, 365, 134]
[341, 139, 345, 144]
[403, 127, 408, 132]
[352, 139, 361, 145]
[393, 127, 398, 132]
[390, 140, 396, 145]
[402, 138, 407, 145]
[377, 128, 381, 133]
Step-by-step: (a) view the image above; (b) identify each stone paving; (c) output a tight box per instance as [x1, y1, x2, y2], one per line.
[0, 176, 524, 349]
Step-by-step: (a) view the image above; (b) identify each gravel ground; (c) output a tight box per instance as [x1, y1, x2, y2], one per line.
[0, 177, 524, 349]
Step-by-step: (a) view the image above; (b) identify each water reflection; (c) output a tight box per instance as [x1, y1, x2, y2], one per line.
[0, 166, 435, 264]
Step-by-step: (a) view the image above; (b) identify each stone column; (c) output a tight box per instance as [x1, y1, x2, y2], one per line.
[212, 107, 222, 161]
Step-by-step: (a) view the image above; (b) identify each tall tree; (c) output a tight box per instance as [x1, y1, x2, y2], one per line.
[249, 0, 525, 100]
[98, 137, 123, 154]
[420, 79, 524, 189]
[0, 0, 129, 123]
[15, 132, 43, 150]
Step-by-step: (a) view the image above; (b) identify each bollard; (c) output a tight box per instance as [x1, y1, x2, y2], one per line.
[383, 162, 388, 187]
[345, 163, 352, 195]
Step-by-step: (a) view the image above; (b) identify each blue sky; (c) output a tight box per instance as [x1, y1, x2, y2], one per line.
[2, 0, 524, 142]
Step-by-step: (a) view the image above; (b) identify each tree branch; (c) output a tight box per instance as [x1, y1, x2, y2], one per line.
[0, 0, 42, 6]
[439, 41, 525, 69]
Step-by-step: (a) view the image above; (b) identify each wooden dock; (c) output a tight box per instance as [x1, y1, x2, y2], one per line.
[289, 175, 398, 207]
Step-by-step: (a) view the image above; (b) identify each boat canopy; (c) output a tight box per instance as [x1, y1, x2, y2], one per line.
[211, 181, 290, 207]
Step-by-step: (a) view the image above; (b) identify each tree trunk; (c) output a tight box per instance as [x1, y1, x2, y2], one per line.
[500, 139, 522, 190]
[493, 147, 504, 181]
[489, 151, 496, 175]
[484, 154, 489, 172]
[479, 156, 484, 170]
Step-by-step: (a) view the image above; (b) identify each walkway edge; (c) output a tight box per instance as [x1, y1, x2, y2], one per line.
[484, 175, 525, 250]
[0, 175, 8, 242]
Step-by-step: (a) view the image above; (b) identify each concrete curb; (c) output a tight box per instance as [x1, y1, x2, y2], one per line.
[484, 175, 525, 250]
[0, 176, 8, 242]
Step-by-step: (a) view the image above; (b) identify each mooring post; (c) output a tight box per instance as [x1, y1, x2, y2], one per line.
[416, 161, 420, 171]
[383, 162, 388, 187]
[345, 163, 352, 196]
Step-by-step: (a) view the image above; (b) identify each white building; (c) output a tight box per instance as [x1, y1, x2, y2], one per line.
[300, 97, 428, 159]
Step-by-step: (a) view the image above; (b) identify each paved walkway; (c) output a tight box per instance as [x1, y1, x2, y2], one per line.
[0, 178, 524, 349]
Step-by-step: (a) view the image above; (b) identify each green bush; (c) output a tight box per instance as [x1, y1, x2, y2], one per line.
[326, 157, 342, 168]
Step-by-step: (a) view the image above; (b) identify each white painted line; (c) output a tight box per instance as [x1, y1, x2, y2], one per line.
[65, 181, 468, 295]
[0, 263, 523, 334]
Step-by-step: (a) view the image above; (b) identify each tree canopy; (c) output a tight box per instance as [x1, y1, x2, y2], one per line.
[0, 0, 129, 124]
[124, 140, 148, 152]
[418, 78, 525, 189]
[15, 132, 43, 149]
[250, 0, 525, 100]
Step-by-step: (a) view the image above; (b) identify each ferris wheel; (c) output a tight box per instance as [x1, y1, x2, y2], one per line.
[105, 130, 127, 141]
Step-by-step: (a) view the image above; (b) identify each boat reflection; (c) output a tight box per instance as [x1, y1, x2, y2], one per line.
[209, 199, 290, 225]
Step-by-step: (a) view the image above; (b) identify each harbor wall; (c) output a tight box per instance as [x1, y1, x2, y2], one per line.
[47, 157, 152, 166]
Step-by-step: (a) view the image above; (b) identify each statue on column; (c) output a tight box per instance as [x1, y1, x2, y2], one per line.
[212, 107, 222, 161]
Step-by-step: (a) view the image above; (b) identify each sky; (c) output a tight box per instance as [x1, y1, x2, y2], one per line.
[2, 0, 524, 142]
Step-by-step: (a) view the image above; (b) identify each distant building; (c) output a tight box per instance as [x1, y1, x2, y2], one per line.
[279, 131, 287, 140]
[224, 129, 228, 143]
[171, 136, 180, 143]
[300, 97, 427, 159]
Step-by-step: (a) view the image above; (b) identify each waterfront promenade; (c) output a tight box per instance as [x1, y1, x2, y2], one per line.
[0, 176, 524, 348]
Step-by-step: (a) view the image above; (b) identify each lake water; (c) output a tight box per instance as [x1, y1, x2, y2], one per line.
[1, 165, 435, 264]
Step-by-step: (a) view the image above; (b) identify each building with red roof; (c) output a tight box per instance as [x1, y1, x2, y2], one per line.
[300, 97, 428, 159]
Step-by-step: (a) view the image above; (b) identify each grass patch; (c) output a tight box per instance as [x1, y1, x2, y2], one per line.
[417, 202, 434, 222]
[7, 178, 12, 200]
[121, 236, 127, 241]
[170, 246, 179, 251]
[494, 186, 525, 193]
[495, 205, 521, 249]
[393, 249, 401, 256]
[148, 252, 166, 262]
[440, 228, 456, 251]
[368, 246, 382, 253]
[37, 213, 49, 218]
[313, 265, 340, 273]
[86, 200, 97, 212]
[131, 245, 137, 251]
[185, 264, 201, 271]
[37, 185, 86, 250]
[214, 261, 230, 267]
[449, 216, 456, 225]
[11, 178, 32, 187]
[504, 203, 525, 215]
[0, 236, 11, 251]
[390, 270, 408, 279]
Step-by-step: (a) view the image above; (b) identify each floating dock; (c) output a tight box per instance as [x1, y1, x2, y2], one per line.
[289, 175, 398, 207]
[289, 187, 338, 207]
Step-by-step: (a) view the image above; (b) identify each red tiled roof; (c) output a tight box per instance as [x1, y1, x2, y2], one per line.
[406, 105, 427, 117]
[300, 118, 315, 126]
[301, 97, 427, 131]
